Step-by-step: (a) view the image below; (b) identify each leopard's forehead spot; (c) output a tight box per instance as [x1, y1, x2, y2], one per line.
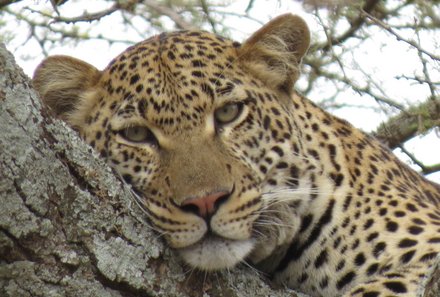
[101, 30, 245, 134]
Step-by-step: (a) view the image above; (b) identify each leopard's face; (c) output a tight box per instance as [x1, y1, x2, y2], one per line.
[33, 15, 310, 271]
[85, 33, 307, 270]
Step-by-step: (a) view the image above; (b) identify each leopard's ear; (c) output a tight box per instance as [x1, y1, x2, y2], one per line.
[238, 14, 310, 93]
[33, 55, 102, 126]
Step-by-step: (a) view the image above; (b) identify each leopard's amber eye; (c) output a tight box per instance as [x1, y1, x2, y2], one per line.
[214, 102, 243, 125]
[119, 126, 157, 144]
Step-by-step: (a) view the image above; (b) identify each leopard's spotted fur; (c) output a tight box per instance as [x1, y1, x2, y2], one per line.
[33, 14, 440, 297]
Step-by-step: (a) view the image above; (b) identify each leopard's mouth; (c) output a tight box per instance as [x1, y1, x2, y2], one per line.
[178, 234, 255, 271]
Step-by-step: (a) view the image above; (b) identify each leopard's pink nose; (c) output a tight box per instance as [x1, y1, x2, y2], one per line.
[181, 191, 230, 218]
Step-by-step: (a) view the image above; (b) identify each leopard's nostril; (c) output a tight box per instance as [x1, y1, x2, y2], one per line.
[180, 191, 230, 218]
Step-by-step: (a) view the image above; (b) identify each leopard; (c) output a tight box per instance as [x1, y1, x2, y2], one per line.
[33, 14, 440, 297]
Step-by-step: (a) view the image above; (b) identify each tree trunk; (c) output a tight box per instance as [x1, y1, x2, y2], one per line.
[0, 44, 438, 297]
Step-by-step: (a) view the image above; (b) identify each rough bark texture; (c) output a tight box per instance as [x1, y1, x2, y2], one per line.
[0, 44, 439, 297]
[373, 99, 440, 150]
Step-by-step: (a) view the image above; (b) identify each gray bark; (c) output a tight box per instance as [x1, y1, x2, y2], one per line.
[373, 99, 440, 150]
[0, 43, 438, 297]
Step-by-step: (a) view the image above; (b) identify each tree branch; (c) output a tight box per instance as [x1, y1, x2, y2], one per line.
[398, 145, 440, 175]
[361, 10, 440, 61]
[314, 0, 381, 52]
[143, 0, 196, 30]
[304, 62, 407, 111]
[200, 0, 218, 34]
[0, 0, 20, 9]
[49, 3, 120, 23]
[373, 99, 440, 149]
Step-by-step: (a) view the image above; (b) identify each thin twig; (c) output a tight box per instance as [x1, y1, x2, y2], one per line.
[55, 5, 119, 23]
[396, 75, 440, 86]
[305, 61, 406, 111]
[314, 0, 381, 52]
[200, 0, 217, 34]
[361, 10, 440, 61]
[245, 0, 255, 13]
[143, 0, 196, 30]
[314, 10, 350, 82]
[25, 3, 121, 24]
[398, 145, 440, 175]
[415, 25, 438, 100]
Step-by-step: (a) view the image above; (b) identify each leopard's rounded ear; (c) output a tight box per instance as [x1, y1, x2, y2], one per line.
[238, 14, 310, 93]
[33, 55, 102, 124]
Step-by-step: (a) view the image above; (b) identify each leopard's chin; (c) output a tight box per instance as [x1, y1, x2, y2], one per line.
[178, 235, 255, 271]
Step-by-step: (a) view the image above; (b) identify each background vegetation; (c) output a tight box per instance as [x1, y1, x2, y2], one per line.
[1, 0, 439, 180]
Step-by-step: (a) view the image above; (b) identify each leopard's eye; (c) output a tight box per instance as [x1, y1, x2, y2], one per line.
[119, 126, 157, 145]
[214, 102, 243, 125]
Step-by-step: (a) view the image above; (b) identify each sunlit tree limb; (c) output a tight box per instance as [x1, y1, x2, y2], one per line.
[373, 99, 440, 150]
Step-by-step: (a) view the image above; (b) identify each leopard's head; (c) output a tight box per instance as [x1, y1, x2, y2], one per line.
[33, 14, 310, 271]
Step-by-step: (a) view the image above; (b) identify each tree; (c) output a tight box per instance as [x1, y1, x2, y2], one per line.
[1, 0, 439, 180]
[1, 1, 440, 296]
[1, 30, 439, 297]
